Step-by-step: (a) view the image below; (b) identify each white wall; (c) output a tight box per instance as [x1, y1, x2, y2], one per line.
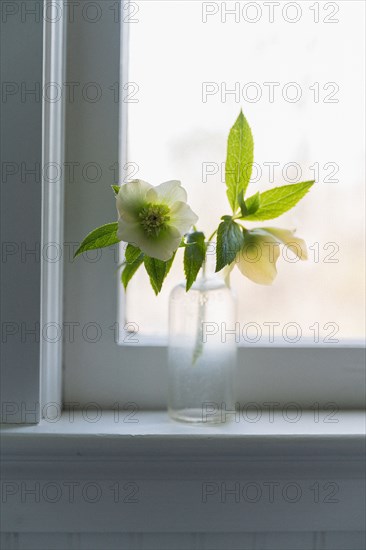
[1, 428, 365, 549]
[0, 0, 44, 423]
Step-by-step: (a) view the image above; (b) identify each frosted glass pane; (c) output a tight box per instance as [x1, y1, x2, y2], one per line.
[124, 0, 365, 343]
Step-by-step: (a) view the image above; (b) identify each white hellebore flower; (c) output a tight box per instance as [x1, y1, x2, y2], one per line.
[116, 180, 198, 262]
[235, 227, 308, 285]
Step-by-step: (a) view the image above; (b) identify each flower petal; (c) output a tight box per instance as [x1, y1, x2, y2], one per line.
[148, 180, 187, 206]
[137, 226, 182, 261]
[117, 218, 181, 261]
[262, 228, 308, 260]
[169, 201, 199, 234]
[116, 180, 152, 220]
[117, 218, 146, 250]
[236, 230, 280, 285]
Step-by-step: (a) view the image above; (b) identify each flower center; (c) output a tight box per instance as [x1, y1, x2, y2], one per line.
[139, 203, 170, 237]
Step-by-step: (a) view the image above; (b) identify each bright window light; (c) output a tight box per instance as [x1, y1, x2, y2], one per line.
[123, 0, 365, 343]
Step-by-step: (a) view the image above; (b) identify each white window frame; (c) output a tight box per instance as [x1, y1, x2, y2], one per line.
[61, 0, 365, 412]
[40, 0, 66, 415]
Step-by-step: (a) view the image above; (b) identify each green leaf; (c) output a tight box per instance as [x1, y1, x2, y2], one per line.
[226, 110, 254, 213]
[125, 244, 142, 264]
[242, 181, 314, 221]
[74, 223, 120, 258]
[121, 253, 144, 289]
[184, 231, 206, 291]
[245, 191, 261, 215]
[112, 185, 120, 195]
[144, 254, 176, 295]
[238, 191, 248, 217]
[216, 218, 244, 272]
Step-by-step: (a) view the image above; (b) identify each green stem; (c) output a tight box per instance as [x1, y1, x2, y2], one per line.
[192, 298, 205, 365]
[192, 277, 207, 365]
[192, 247, 209, 365]
[208, 229, 217, 242]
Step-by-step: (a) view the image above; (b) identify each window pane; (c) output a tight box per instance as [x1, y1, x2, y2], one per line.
[124, 0, 365, 343]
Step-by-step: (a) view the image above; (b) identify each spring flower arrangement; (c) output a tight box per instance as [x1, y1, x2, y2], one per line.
[75, 111, 314, 292]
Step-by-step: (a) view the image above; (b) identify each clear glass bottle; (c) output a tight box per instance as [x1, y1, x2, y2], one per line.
[167, 251, 237, 424]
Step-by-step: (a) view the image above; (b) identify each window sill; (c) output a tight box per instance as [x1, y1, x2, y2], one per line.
[2, 411, 365, 535]
[2, 410, 365, 460]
